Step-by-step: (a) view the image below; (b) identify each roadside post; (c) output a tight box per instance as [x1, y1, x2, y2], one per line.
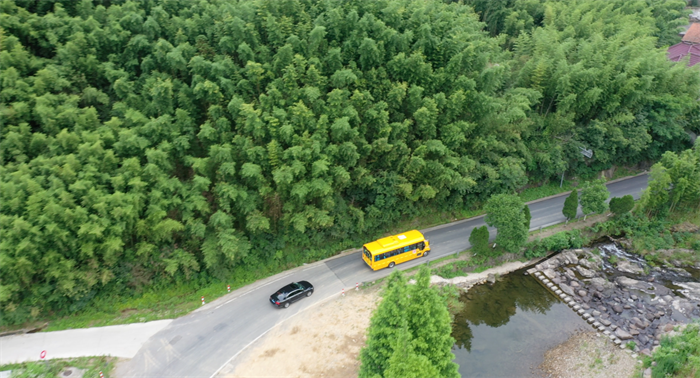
[40, 350, 47, 369]
[355, 282, 359, 291]
[201, 296, 205, 306]
[227, 285, 230, 293]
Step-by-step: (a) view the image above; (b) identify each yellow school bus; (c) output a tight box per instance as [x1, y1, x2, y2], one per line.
[361, 230, 431, 270]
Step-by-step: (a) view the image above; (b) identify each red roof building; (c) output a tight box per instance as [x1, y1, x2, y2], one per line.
[668, 23, 700, 67]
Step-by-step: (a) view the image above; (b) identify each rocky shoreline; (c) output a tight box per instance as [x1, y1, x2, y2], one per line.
[529, 245, 700, 356]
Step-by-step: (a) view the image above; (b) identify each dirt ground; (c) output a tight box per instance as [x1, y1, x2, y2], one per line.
[539, 331, 639, 378]
[217, 285, 382, 378]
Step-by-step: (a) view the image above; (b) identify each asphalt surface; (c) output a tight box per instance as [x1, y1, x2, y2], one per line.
[117, 173, 649, 378]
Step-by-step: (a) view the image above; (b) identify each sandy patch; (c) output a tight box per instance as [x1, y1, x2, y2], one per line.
[539, 331, 639, 378]
[217, 285, 381, 378]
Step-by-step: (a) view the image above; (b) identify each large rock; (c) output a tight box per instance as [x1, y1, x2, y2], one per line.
[616, 276, 646, 290]
[672, 299, 695, 318]
[615, 328, 633, 340]
[674, 282, 700, 302]
[542, 268, 557, 279]
[616, 259, 645, 274]
[559, 283, 575, 296]
[613, 304, 624, 313]
[576, 266, 596, 278]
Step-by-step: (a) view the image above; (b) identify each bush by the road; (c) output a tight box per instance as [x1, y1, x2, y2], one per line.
[523, 230, 586, 259]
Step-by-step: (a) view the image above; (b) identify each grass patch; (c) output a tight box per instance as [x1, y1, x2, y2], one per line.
[645, 322, 700, 378]
[0, 356, 116, 378]
[519, 180, 577, 203]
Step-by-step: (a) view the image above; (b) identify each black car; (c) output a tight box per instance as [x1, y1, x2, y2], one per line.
[270, 281, 314, 308]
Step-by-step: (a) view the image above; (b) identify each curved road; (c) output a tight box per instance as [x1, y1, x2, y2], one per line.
[117, 173, 649, 377]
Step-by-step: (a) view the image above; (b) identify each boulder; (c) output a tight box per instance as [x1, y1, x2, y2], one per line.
[559, 283, 575, 296]
[578, 290, 588, 297]
[542, 268, 557, 279]
[487, 273, 496, 284]
[576, 266, 596, 278]
[613, 304, 624, 313]
[570, 281, 580, 288]
[616, 259, 645, 274]
[600, 319, 611, 326]
[615, 328, 633, 340]
[616, 276, 645, 290]
[674, 282, 700, 302]
[672, 299, 695, 318]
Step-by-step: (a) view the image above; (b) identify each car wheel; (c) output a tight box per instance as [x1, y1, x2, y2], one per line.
[423, 250, 430, 257]
[306, 290, 313, 297]
[388, 262, 395, 268]
[284, 302, 290, 308]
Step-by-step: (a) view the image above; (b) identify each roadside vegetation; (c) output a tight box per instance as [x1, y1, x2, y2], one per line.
[1, 0, 698, 331]
[0, 356, 116, 378]
[643, 322, 700, 378]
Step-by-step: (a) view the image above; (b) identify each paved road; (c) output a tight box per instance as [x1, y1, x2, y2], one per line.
[0, 320, 172, 364]
[117, 173, 649, 378]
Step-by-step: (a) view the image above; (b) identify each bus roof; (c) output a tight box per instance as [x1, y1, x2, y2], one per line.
[364, 230, 425, 254]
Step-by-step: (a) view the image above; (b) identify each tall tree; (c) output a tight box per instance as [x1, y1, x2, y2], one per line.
[523, 204, 531, 230]
[359, 270, 410, 378]
[484, 194, 528, 253]
[562, 190, 579, 222]
[383, 322, 440, 378]
[469, 225, 491, 257]
[580, 180, 610, 220]
[406, 266, 460, 378]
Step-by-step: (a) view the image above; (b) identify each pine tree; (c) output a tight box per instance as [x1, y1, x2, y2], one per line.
[406, 266, 460, 378]
[469, 225, 490, 257]
[523, 204, 531, 230]
[383, 321, 440, 378]
[562, 190, 578, 222]
[359, 270, 410, 378]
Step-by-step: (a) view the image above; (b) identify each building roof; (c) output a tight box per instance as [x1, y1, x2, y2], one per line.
[667, 42, 700, 67]
[683, 23, 700, 44]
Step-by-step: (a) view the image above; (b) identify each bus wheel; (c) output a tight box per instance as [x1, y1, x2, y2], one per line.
[423, 250, 430, 257]
[388, 262, 395, 268]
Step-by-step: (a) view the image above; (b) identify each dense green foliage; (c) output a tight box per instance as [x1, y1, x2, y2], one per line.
[484, 194, 527, 253]
[523, 204, 531, 229]
[609, 195, 634, 216]
[523, 229, 585, 259]
[646, 322, 700, 378]
[580, 179, 609, 218]
[641, 141, 700, 217]
[0, 0, 698, 323]
[359, 267, 459, 378]
[468, 225, 489, 257]
[462, 0, 689, 48]
[562, 189, 578, 221]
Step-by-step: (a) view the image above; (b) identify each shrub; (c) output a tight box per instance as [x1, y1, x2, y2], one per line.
[469, 226, 491, 257]
[610, 195, 635, 215]
[524, 230, 586, 259]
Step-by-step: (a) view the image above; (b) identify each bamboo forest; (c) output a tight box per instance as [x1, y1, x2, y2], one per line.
[1, 0, 698, 324]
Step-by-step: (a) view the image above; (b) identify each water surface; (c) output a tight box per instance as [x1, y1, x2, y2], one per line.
[452, 268, 587, 377]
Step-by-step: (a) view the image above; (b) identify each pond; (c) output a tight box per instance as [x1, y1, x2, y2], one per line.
[451, 267, 587, 377]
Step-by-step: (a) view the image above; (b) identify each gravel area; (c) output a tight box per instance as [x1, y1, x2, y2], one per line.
[539, 331, 639, 378]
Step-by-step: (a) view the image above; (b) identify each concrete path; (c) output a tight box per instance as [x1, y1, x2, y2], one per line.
[0, 320, 172, 364]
